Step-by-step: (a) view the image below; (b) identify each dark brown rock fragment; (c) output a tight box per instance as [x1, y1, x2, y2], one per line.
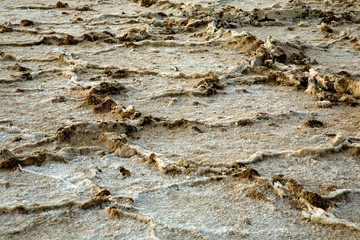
[233, 168, 260, 180]
[119, 167, 131, 177]
[56, 1, 69, 8]
[20, 20, 34, 27]
[304, 119, 324, 128]
[7, 64, 27, 72]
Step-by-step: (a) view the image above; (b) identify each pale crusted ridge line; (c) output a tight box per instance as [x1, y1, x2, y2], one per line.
[10, 28, 68, 36]
[160, 70, 220, 79]
[238, 151, 292, 164]
[90, 44, 125, 55]
[12, 136, 57, 153]
[0, 78, 24, 84]
[5, 5, 53, 10]
[302, 204, 360, 232]
[128, 143, 164, 158]
[325, 189, 360, 200]
[91, 13, 140, 20]
[18, 165, 78, 188]
[106, 206, 159, 240]
[0, 193, 136, 215]
[149, 89, 187, 100]
[128, 143, 239, 175]
[240, 135, 357, 165]
[5, 5, 94, 12]
[137, 176, 226, 195]
[58, 146, 106, 156]
[128, 143, 241, 175]
[148, 88, 226, 100]
[127, 143, 175, 173]
[0, 200, 76, 214]
[33, 68, 65, 76]
[349, 136, 360, 142]
[133, 39, 213, 48]
[19, 57, 59, 62]
[135, 40, 186, 48]
[296, 137, 349, 157]
[88, 20, 144, 26]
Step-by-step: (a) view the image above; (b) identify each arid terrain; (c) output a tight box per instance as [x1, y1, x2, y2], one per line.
[0, 0, 360, 239]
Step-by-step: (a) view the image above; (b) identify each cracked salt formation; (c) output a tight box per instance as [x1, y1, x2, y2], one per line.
[0, 0, 360, 239]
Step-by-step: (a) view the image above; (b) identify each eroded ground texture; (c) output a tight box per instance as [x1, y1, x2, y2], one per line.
[1, 0, 360, 239]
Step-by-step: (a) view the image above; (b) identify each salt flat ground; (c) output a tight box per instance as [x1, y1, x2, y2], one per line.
[0, 0, 360, 239]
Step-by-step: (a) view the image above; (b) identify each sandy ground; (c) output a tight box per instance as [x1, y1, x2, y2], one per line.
[0, 0, 360, 239]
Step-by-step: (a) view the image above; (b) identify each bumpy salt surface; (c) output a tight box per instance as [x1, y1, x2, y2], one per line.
[0, 0, 359, 239]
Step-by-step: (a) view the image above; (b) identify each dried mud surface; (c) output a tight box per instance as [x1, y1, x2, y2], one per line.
[1, 0, 360, 239]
